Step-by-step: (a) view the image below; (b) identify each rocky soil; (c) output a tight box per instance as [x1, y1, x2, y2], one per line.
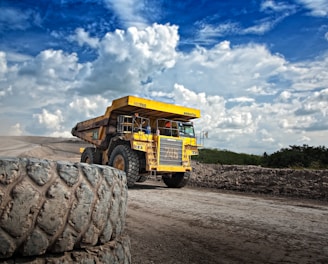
[191, 162, 328, 200]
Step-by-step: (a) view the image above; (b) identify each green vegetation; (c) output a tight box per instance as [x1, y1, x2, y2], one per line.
[262, 145, 328, 169]
[192, 148, 262, 165]
[192, 145, 328, 169]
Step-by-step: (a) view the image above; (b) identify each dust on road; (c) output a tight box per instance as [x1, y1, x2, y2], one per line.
[1, 136, 328, 264]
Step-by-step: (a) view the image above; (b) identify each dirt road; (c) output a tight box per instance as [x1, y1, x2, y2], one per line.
[1, 136, 328, 263]
[128, 181, 328, 264]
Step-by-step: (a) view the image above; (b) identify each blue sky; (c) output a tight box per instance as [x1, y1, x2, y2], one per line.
[0, 0, 327, 154]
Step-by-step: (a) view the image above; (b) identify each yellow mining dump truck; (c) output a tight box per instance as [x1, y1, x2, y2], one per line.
[71, 95, 200, 188]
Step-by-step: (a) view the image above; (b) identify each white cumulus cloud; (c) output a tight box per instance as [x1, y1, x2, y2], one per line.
[11, 123, 23, 136]
[297, 0, 328, 17]
[0, 52, 8, 79]
[33, 109, 64, 130]
[151, 40, 286, 98]
[80, 23, 179, 95]
[69, 28, 100, 48]
[103, 0, 149, 28]
[261, 0, 296, 12]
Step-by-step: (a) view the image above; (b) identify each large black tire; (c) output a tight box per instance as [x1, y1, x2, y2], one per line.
[162, 172, 190, 188]
[108, 145, 139, 188]
[81, 147, 102, 164]
[0, 157, 128, 258]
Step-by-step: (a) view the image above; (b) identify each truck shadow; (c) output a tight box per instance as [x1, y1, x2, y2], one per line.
[131, 182, 166, 190]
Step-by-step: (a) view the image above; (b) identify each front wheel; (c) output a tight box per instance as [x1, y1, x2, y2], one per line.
[137, 175, 148, 183]
[162, 172, 190, 188]
[108, 145, 140, 188]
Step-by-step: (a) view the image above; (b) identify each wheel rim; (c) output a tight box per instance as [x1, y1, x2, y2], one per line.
[113, 154, 125, 170]
[85, 156, 91, 164]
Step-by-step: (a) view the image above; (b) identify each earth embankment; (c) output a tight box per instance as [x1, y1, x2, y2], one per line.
[191, 162, 328, 200]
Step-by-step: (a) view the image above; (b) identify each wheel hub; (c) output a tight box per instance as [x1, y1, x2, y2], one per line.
[113, 154, 125, 170]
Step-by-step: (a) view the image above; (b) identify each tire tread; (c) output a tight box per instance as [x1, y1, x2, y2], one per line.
[0, 157, 128, 258]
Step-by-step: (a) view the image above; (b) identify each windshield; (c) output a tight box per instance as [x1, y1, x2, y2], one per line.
[178, 123, 195, 138]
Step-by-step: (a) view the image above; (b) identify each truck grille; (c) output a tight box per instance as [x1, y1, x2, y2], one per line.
[159, 138, 183, 166]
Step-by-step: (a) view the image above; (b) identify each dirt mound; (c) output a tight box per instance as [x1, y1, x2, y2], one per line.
[191, 161, 328, 200]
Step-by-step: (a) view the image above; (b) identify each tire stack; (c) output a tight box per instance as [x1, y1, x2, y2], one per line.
[0, 157, 131, 263]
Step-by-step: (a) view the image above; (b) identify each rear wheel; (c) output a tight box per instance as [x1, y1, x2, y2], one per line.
[109, 145, 139, 188]
[81, 147, 102, 164]
[162, 172, 190, 188]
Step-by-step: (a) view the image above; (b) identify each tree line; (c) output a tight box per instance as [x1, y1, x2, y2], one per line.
[192, 145, 328, 169]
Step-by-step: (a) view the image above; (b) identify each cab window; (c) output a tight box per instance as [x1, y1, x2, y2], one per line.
[178, 123, 195, 137]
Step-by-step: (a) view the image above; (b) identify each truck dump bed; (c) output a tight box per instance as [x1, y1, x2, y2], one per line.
[72, 96, 200, 147]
